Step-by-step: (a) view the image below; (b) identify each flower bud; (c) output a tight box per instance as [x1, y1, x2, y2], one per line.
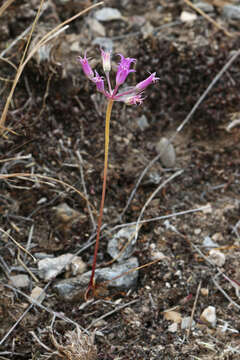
[78, 52, 94, 79]
[135, 73, 159, 92]
[101, 49, 111, 72]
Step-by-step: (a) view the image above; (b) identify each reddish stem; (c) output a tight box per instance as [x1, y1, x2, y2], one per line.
[85, 99, 114, 300]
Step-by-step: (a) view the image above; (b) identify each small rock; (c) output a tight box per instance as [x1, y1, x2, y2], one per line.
[150, 250, 167, 261]
[194, 228, 201, 235]
[195, 2, 214, 13]
[201, 288, 209, 297]
[181, 316, 195, 330]
[53, 203, 81, 223]
[71, 257, 87, 276]
[54, 257, 139, 300]
[180, 11, 197, 22]
[107, 226, 140, 262]
[168, 322, 178, 332]
[97, 257, 139, 289]
[164, 311, 182, 323]
[202, 203, 212, 214]
[38, 254, 84, 281]
[30, 286, 45, 303]
[200, 306, 217, 327]
[203, 236, 218, 250]
[222, 5, 240, 20]
[9, 274, 30, 288]
[156, 138, 176, 167]
[212, 232, 223, 242]
[209, 249, 225, 267]
[137, 114, 149, 131]
[94, 7, 122, 22]
[86, 18, 106, 37]
[144, 172, 161, 185]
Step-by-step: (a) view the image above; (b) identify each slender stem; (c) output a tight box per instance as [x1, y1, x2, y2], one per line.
[85, 99, 114, 300]
[105, 72, 112, 95]
[114, 87, 136, 99]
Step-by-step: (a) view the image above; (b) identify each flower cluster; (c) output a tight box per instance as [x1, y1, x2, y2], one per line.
[78, 49, 158, 105]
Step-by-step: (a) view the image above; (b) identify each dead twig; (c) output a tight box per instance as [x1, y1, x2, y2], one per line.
[0, 172, 96, 213]
[187, 280, 202, 338]
[0, 228, 36, 262]
[0, 0, 15, 18]
[76, 150, 96, 232]
[17, 249, 38, 283]
[212, 276, 240, 311]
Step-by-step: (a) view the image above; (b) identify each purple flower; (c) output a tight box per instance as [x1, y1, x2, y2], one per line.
[78, 49, 157, 106]
[78, 52, 94, 79]
[115, 54, 136, 86]
[135, 73, 159, 92]
[101, 49, 111, 72]
[92, 71, 105, 93]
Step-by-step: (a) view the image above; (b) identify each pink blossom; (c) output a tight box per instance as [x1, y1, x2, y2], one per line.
[92, 71, 105, 93]
[115, 54, 136, 86]
[78, 52, 94, 79]
[78, 49, 157, 106]
[135, 73, 159, 92]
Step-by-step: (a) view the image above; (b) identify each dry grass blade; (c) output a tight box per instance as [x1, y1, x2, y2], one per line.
[0, 0, 45, 134]
[0, 1, 104, 134]
[17, 249, 39, 283]
[0, 0, 15, 18]
[187, 280, 202, 338]
[0, 172, 96, 213]
[0, 227, 36, 261]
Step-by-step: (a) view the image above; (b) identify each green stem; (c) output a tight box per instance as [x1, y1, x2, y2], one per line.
[85, 99, 114, 300]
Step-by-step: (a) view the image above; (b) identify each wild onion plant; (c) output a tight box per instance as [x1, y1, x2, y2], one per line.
[78, 49, 158, 300]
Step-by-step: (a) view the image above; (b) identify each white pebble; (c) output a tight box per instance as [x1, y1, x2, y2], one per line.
[94, 7, 122, 22]
[180, 11, 197, 23]
[9, 274, 29, 288]
[209, 249, 225, 267]
[30, 286, 45, 303]
[181, 316, 195, 330]
[168, 322, 178, 333]
[200, 306, 217, 327]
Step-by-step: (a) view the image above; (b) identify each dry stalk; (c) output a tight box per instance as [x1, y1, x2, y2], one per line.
[0, 172, 96, 213]
[0, 0, 15, 18]
[0, 227, 36, 261]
